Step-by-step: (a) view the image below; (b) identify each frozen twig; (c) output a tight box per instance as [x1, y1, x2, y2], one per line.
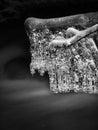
[48, 24, 98, 48]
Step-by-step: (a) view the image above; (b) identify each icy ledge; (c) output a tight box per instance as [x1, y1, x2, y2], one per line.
[25, 13, 98, 94]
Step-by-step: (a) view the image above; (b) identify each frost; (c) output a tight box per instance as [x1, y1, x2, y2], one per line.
[28, 24, 98, 94]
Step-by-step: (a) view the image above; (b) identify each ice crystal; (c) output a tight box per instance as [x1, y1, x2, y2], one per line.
[28, 24, 98, 94]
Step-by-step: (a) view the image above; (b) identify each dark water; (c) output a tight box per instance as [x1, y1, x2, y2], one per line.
[0, 78, 98, 130]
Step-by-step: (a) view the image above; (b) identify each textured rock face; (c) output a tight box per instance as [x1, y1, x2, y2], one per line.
[25, 12, 98, 94]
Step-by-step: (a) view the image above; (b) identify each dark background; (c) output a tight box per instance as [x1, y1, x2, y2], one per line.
[0, 0, 98, 130]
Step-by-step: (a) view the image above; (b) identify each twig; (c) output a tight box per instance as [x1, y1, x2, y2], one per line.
[48, 24, 98, 48]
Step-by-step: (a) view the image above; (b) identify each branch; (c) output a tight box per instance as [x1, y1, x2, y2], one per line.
[48, 24, 98, 48]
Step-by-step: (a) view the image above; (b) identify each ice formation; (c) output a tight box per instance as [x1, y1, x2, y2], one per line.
[27, 22, 98, 94]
